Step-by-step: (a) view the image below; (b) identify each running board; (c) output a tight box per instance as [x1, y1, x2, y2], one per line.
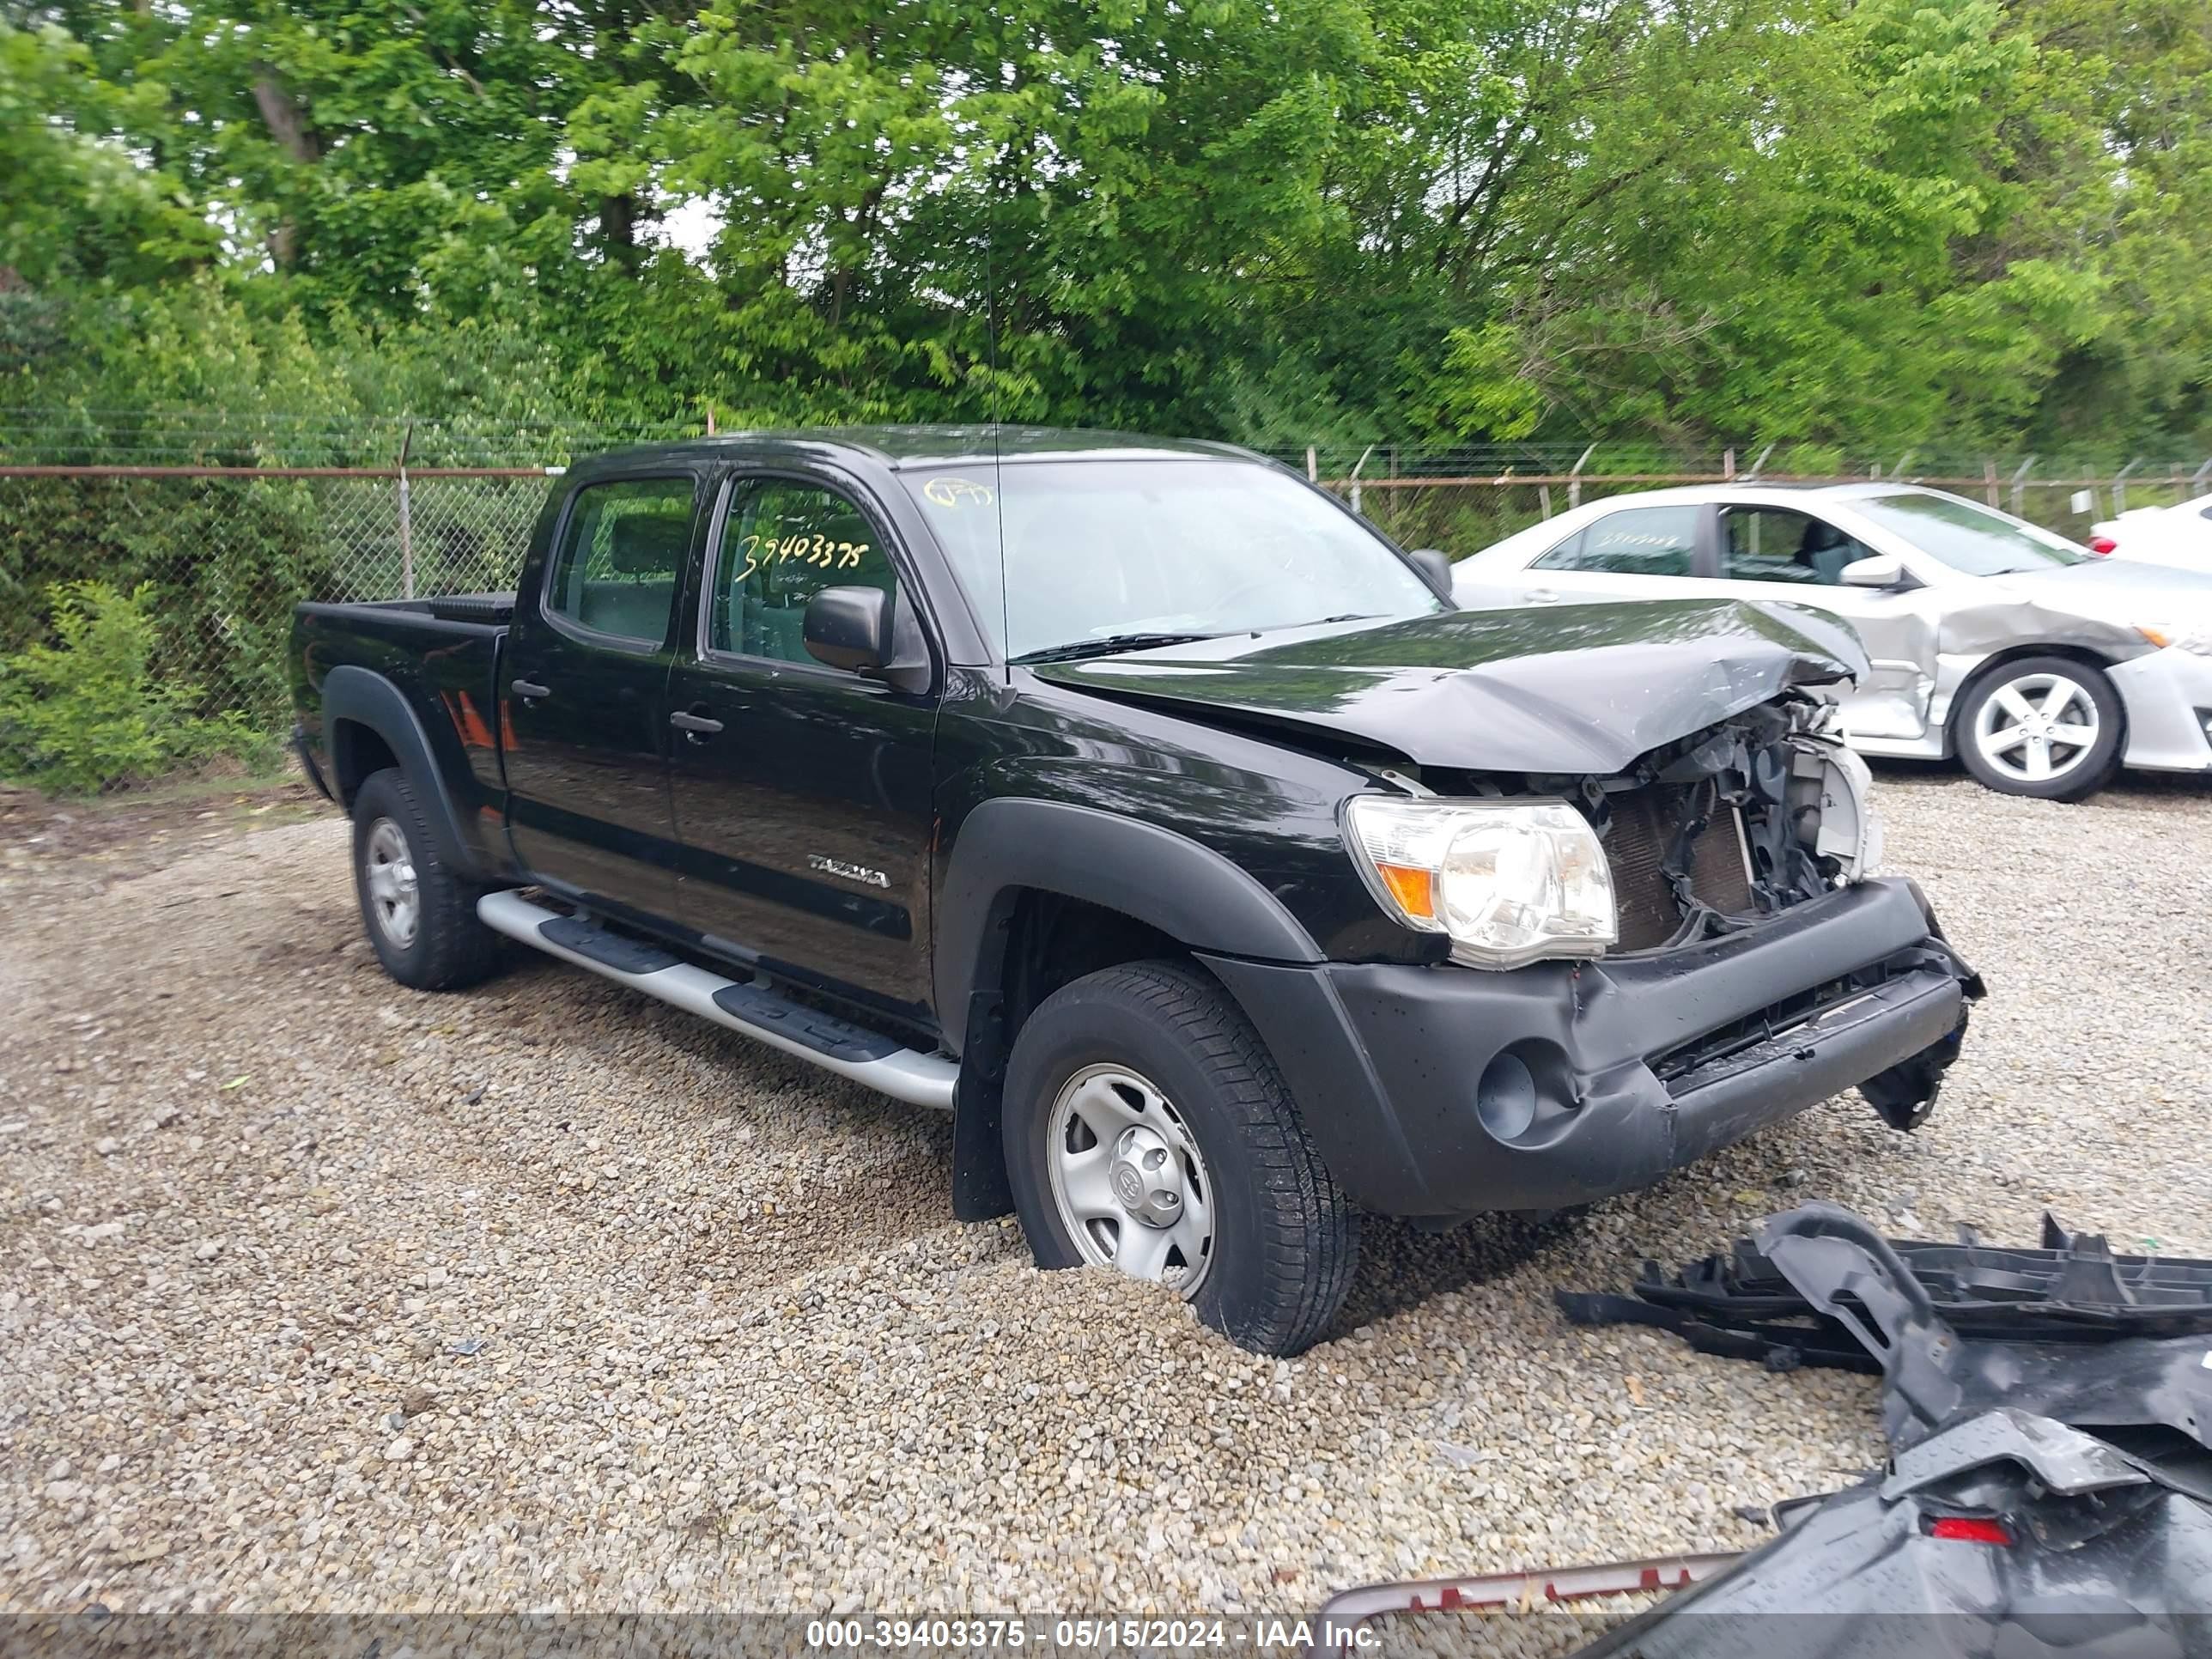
[476, 891, 957, 1111]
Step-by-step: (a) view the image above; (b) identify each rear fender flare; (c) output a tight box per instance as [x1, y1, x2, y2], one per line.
[934, 798, 1324, 1055]
[321, 665, 482, 879]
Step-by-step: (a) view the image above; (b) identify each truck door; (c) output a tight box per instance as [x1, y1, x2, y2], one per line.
[1708, 502, 1942, 744]
[501, 470, 703, 920]
[662, 471, 939, 1021]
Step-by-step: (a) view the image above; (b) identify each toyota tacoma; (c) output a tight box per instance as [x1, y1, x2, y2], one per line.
[289, 428, 1983, 1355]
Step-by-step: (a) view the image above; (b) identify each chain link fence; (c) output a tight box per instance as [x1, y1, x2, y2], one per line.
[0, 467, 555, 743]
[3, 427, 2209, 793]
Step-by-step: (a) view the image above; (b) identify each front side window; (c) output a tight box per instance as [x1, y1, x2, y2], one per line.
[901, 458, 1442, 660]
[1535, 506, 1699, 577]
[708, 478, 899, 663]
[1721, 507, 1869, 586]
[1854, 493, 2093, 575]
[544, 477, 696, 643]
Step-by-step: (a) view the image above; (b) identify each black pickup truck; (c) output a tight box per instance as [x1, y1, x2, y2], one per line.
[290, 427, 1982, 1355]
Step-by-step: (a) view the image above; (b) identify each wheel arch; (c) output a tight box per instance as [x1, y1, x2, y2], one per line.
[321, 665, 483, 878]
[935, 799, 1325, 1222]
[934, 799, 1323, 1055]
[1945, 641, 2128, 749]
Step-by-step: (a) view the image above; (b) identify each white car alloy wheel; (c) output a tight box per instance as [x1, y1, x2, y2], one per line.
[1045, 1062, 1216, 1295]
[1970, 670, 2101, 787]
[362, 817, 422, 947]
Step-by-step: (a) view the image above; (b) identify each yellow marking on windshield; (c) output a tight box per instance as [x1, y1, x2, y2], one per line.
[922, 476, 994, 509]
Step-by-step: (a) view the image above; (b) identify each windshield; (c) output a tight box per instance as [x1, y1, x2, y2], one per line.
[901, 458, 1443, 659]
[1854, 492, 2094, 576]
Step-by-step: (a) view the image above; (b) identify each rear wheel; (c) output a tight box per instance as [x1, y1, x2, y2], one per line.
[350, 768, 503, 991]
[1003, 959, 1358, 1356]
[1955, 656, 2123, 800]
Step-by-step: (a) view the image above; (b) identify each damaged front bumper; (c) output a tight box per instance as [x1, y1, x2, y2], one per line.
[1207, 878, 1982, 1218]
[2114, 642, 2212, 772]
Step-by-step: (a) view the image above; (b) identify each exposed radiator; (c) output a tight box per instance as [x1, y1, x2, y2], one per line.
[1604, 789, 1756, 951]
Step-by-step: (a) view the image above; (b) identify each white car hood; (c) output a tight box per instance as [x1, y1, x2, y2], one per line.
[1981, 558, 2212, 633]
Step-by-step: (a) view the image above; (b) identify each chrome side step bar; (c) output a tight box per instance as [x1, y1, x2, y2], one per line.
[476, 890, 958, 1111]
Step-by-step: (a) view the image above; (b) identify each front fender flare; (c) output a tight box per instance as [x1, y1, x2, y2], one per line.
[934, 798, 1325, 1055]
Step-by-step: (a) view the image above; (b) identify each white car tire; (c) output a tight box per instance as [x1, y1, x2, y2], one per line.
[1954, 656, 2124, 802]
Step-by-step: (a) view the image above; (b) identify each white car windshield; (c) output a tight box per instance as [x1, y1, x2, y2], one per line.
[902, 458, 1443, 660]
[1856, 493, 2094, 576]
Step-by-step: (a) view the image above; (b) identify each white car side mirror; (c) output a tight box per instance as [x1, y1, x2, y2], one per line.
[1840, 554, 1907, 589]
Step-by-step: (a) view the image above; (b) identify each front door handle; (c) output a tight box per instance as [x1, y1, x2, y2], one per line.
[510, 678, 551, 700]
[1524, 587, 1561, 605]
[670, 709, 724, 738]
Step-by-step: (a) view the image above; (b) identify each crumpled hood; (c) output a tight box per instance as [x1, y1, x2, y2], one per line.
[1984, 555, 2212, 632]
[1033, 599, 1867, 774]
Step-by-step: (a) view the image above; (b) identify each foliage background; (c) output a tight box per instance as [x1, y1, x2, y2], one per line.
[6, 0, 2209, 457]
[3, 0, 2210, 787]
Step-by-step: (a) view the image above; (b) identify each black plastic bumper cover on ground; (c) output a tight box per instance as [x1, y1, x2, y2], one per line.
[1542, 1205, 2212, 1651]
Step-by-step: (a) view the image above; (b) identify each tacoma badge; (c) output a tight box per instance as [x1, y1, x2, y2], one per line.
[807, 854, 890, 889]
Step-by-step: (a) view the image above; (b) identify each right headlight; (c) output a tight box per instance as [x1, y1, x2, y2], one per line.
[1344, 795, 1616, 969]
[1801, 738, 1882, 880]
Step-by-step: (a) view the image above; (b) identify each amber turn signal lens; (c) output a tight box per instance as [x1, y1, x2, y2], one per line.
[1375, 862, 1437, 921]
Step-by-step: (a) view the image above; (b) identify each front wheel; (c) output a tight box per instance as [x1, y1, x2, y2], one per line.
[1955, 656, 2124, 800]
[1003, 959, 1358, 1356]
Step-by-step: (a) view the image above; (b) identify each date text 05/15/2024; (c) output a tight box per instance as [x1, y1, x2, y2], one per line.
[802, 1618, 1381, 1651]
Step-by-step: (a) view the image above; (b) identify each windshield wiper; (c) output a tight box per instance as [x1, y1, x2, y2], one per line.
[1012, 631, 1223, 665]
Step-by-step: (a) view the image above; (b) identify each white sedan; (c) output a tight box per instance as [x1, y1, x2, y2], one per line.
[1449, 483, 2212, 799]
[2092, 495, 2212, 569]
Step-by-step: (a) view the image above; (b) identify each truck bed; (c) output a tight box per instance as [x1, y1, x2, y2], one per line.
[290, 593, 515, 873]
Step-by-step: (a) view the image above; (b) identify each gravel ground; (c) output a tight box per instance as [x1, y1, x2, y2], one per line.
[3, 769, 2209, 1621]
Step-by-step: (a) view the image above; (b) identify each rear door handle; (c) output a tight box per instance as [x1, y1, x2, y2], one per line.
[670, 709, 724, 737]
[510, 678, 551, 699]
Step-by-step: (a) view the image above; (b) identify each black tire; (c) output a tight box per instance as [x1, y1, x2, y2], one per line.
[1954, 654, 2124, 801]
[350, 767, 503, 991]
[1002, 959, 1358, 1356]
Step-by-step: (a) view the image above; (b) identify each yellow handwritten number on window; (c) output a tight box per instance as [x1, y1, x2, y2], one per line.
[738, 534, 870, 581]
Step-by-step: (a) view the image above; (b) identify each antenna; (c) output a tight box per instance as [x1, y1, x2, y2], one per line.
[986, 137, 1010, 678]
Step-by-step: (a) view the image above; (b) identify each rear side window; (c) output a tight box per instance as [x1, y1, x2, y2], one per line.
[1534, 506, 1699, 577]
[708, 478, 901, 664]
[544, 477, 696, 643]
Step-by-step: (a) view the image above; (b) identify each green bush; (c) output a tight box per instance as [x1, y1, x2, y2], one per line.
[0, 580, 264, 795]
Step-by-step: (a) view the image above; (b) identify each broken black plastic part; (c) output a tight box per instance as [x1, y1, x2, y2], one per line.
[1334, 1206, 2212, 1652]
[1550, 1206, 2212, 1653]
[1563, 1205, 2212, 1343]
[1560, 1202, 2212, 1457]
[1565, 1408, 2212, 1655]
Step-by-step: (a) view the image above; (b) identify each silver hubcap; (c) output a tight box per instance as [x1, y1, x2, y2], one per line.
[1972, 672, 2100, 784]
[1046, 1064, 1215, 1296]
[362, 817, 421, 947]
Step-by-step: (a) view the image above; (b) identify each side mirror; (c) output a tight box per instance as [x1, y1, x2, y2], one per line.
[803, 586, 894, 674]
[1840, 554, 1907, 590]
[1407, 548, 1455, 599]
